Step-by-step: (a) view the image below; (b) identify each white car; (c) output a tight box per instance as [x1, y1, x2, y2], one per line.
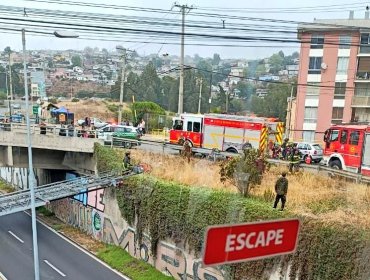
[77, 117, 108, 129]
[97, 125, 136, 142]
[295, 142, 323, 163]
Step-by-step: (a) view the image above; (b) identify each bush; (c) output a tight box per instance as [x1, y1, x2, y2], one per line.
[71, 98, 80, 102]
[49, 98, 58, 104]
[219, 149, 269, 197]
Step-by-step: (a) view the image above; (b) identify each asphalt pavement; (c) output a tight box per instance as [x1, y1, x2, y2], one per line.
[0, 212, 127, 280]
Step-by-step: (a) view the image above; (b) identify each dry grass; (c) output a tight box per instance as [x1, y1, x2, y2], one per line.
[129, 149, 236, 191]
[128, 149, 370, 229]
[58, 100, 129, 121]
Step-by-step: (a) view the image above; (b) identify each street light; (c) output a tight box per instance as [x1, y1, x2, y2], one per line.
[22, 28, 79, 280]
[116, 45, 126, 125]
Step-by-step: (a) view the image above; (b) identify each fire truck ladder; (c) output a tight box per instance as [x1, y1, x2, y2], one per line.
[0, 170, 140, 217]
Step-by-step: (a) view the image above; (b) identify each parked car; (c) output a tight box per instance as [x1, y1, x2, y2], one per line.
[97, 125, 128, 143]
[11, 103, 21, 109]
[10, 113, 25, 123]
[112, 126, 141, 149]
[295, 142, 323, 163]
[77, 117, 108, 129]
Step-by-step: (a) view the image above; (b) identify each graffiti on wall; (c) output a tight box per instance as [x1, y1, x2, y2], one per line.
[0, 167, 28, 189]
[50, 198, 225, 280]
[74, 187, 105, 212]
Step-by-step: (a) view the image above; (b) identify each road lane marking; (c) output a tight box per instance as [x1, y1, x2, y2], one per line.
[8, 230, 24, 244]
[43, 260, 66, 277]
[0, 271, 8, 280]
[23, 211, 130, 280]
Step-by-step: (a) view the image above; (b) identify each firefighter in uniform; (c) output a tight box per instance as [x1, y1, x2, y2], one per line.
[183, 139, 192, 163]
[273, 172, 288, 210]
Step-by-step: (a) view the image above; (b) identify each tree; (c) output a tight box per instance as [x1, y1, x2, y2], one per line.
[236, 81, 256, 99]
[249, 82, 295, 121]
[71, 55, 82, 67]
[268, 53, 284, 74]
[212, 53, 221, 66]
[219, 149, 269, 197]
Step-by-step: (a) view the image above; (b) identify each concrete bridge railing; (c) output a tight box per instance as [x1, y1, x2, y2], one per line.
[0, 124, 103, 153]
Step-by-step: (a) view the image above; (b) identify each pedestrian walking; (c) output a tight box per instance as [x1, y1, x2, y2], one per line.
[273, 172, 288, 211]
[140, 119, 146, 135]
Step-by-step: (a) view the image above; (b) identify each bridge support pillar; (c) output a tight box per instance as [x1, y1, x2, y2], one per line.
[7, 146, 13, 166]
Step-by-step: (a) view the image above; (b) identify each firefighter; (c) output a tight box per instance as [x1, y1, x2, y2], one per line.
[273, 172, 288, 211]
[289, 148, 301, 173]
[183, 139, 192, 163]
[281, 138, 289, 160]
[123, 151, 131, 169]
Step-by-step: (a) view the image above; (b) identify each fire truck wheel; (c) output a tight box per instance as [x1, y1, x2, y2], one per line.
[329, 159, 342, 170]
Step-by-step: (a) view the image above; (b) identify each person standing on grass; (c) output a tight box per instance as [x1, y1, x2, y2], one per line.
[273, 172, 288, 211]
[123, 151, 131, 169]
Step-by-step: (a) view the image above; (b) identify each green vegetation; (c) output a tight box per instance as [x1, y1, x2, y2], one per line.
[94, 143, 123, 173]
[37, 206, 55, 217]
[0, 179, 14, 193]
[97, 245, 173, 280]
[250, 82, 296, 120]
[71, 98, 80, 102]
[116, 175, 284, 259]
[219, 149, 269, 196]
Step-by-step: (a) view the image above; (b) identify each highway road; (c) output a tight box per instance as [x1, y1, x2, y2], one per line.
[0, 212, 127, 280]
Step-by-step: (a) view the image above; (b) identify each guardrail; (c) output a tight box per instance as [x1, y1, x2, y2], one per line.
[1, 123, 99, 138]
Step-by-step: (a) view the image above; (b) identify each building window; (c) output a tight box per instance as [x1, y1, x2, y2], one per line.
[339, 35, 351, 49]
[304, 107, 318, 123]
[332, 107, 344, 124]
[357, 57, 370, 79]
[336, 57, 349, 75]
[306, 82, 320, 98]
[355, 84, 370, 96]
[360, 33, 370, 53]
[334, 82, 346, 99]
[308, 57, 322, 74]
[311, 34, 324, 49]
[302, 131, 315, 142]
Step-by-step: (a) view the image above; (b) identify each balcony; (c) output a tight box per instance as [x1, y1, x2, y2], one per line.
[356, 72, 370, 81]
[352, 96, 370, 107]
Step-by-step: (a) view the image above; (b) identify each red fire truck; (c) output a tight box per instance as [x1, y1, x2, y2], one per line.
[323, 124, 370, 175]
[169, 113, 284, 153]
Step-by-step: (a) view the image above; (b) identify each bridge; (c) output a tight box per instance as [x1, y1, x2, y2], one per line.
[0, 123, 102, 173]
[0, 170, 140, 217]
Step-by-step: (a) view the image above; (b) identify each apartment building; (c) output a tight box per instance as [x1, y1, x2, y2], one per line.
[294, 11, 370, 142]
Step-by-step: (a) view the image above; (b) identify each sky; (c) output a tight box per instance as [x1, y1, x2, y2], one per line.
[0, 0, 368, 59]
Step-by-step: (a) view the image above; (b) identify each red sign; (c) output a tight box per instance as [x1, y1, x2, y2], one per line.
[202, 219, 300, 266]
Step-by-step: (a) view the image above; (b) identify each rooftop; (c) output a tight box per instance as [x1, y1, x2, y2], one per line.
[298, 11, 370, 33]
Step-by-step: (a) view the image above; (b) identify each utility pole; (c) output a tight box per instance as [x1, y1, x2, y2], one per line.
[226, 92, 229, 113]
[117, 47, 126, 124]
[197, 77, 203, 114]
[286, 84, 295, 140]
[8, 52, 13, 102]
[174, 3, 193, 114]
